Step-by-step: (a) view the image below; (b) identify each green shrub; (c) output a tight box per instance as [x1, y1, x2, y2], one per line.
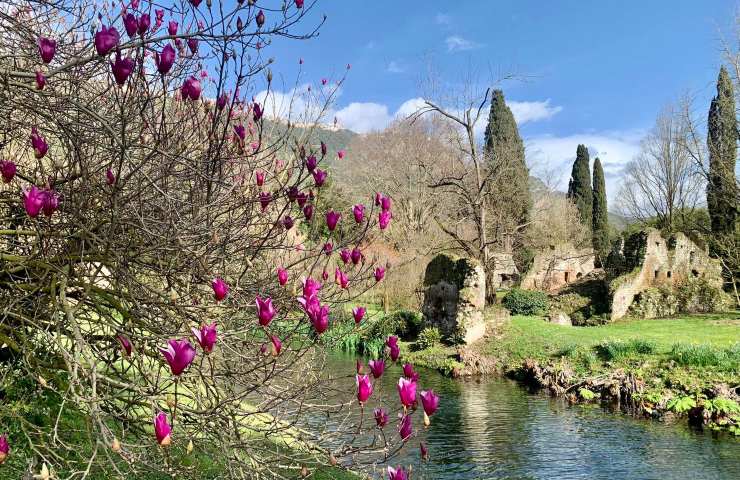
[595, 339, 657, 360]
[676, 279, 731, 313]
[416, 327, 442, 350]
[502, 288, 549, 315]
[667, 395, 696, 413]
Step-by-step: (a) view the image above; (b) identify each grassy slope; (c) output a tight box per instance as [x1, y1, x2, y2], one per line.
[487, 313, 740, 364]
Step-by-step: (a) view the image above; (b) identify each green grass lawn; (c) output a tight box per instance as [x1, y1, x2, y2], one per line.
[488, 312, 740, 363]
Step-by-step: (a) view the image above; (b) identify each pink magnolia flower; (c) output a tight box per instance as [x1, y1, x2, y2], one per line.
[41, 189, 59, 217]
[270, 335, 282, 356]
[281, 215, 294, 230]
[379, 210, 392, 230]
[386, 335, 399, 361]
[295, 0, 304, 8]
[302, 277, 322, 299]
[321, 269, 329, 281]
[352, 306, 366, 324]
[321, 78, 328, 85]
[374, 267, 386, 282]
[212, 278, 229, 301]
[402, 363, 415, 379]
[155, 44, 176, 75]
[374, 408, 388, 427]
[111, 53, 135, 85]
[374, 192, 383, 206]
[154, 412, 172, 446]
[356, 374, 373, 404]
[38, 37, 56, 63]
[188, 38, 199, 55]
[398, 414, 412, 441]
[30, 127, 48, 159]
[287, 186, 299, 203]
[381, 195, 392, 211]
[305, 155, 317, 172]
[256, 10, 266, 28]
[312, 168, 327, 187]
[352, 204, 365, 223]
[252, 103, 263, 121]
[168, 21, 178, 36]
[334, 268, 349, 289]
[159, 339, 196, 376]
[216, 93, 228, 111]
[303, 204, 313, 221]
[181, 76, 202, 100]
[368, 359, 384, 378]
[420, 389, 440, 421]
[337, 149, 346, 160]
[255, 170, 265, 186]
[322, 242, 333, 256]
[0, 160, 16, 183]
[256, 295, 276, 326]
[137, 13, 150, 36]
[22, 186, 44, 217]
[326, 210, 341, 231]
[189, 0, 202, 7]
[35, 70, 46, 90]
[192, 322, 217, 353]
[309, 303, 329, 334]
[351, 248, 362, 265]
[277, 267, 288, 286]
[320, 141, 327, 156]
[94, 25, 120, 56]
[339, 249, 351, 264]
[296, 192, 309, 208]
[387, 466, 408, 480]
[259, 192, 272, 211]
[106, 168, 116, 185]
[0, 433, 9, 464]
[397, 377, 417, 407]
[117, 334, 132, 356]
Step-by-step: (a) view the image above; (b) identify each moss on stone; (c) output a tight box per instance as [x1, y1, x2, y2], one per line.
[423, 253, 480, 290]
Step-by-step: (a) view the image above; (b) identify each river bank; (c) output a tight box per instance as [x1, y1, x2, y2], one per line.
[401, 311, 740, 435]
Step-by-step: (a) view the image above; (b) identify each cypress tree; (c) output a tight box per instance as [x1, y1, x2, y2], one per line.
[483, 90, 531, 232]
[592, 157, 609, 260]
[707, 66, 738, 234]
[567, 144, 593, 227]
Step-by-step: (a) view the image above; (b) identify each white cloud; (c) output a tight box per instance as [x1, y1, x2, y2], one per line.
[525, 131, 644, 202]
[334, 102, 393, 134]
[386, 61, 405, 74]
[445, 35, 482, 52]
[508, 100, 563, 124]
[435, 13, 451, 25]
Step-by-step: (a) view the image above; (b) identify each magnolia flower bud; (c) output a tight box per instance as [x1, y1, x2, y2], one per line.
[424, 411, 430, 427]
[301, 466, 309, 477]
[187, 439, 194, 454]
[111, 438, 122, 452]
[38, 375, 48, 388]
[34, 463, 50, 480]
[329, 455, 337, 466]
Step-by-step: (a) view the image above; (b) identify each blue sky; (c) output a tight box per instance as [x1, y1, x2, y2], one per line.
[260, 0, 738, 197]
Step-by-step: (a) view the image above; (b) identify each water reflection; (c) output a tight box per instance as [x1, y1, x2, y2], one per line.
[324, 354, 740, 479]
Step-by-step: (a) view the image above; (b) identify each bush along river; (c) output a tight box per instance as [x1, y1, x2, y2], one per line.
[324, 353, 740, 480]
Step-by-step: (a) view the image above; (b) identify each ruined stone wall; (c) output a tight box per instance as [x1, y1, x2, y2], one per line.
[608, 229, 723, 320]
[422, 253, 487, 344]
[488, 253, 520, 289]
[520, 244, 596, 292]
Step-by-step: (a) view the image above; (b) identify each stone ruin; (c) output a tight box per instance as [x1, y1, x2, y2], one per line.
[488, 253, 520, 289]
[520, 243, 596, 293]
[607, 228, 723, 320]
[421, 253, 487, 344]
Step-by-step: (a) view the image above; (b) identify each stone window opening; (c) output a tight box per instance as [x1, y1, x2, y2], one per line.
[690, 251, 695, 264]
[576, 272, 583, 279]
[667, 271, 672, 279]
[692, 269, 699, 277]
[564, 271, 570, 283]
[654, 270, 659, 279]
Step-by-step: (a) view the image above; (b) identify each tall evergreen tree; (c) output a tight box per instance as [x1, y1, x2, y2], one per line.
[592, 157, 609, 261]
[483, 89, 531, 244]
[567, 144, 593, 227]
[707, 66, 738, 234]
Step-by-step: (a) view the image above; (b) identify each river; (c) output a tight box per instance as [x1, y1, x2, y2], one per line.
[324, 354, 740, 480]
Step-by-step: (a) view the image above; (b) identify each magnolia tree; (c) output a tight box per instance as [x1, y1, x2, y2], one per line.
[0, 1, 438, 478]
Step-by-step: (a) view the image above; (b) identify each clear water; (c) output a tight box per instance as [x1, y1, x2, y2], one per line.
[325, 354, 740, 480]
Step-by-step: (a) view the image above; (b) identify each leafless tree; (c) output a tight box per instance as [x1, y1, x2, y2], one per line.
[618, 102, 704, 231]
